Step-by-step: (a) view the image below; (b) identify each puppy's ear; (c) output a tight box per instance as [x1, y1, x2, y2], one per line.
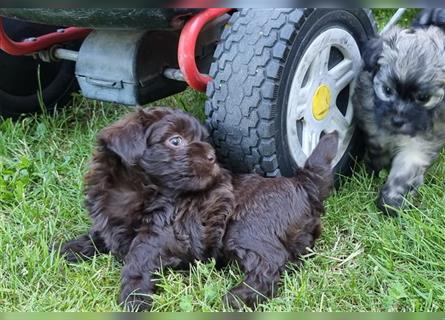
[97, 107, 173, 166]
[304, 131, 339, 170]
[97, 111, 146, 166]
[362, 37, 383, 72]
[412, 9, 445, 30]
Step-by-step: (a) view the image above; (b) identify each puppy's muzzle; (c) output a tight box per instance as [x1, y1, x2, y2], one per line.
[189, 142, 217, 164]
[207, 152, 216, 164]
[390, 115, 406, 128]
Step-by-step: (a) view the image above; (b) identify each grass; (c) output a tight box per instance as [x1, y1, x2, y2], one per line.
[1, 9, 444, 312]
[373, 8, 420, 31]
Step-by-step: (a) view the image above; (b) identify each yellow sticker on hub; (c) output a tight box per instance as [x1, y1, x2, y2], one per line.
[312, 84, 331, 120]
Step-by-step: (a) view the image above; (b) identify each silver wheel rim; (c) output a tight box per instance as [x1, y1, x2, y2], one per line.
[286, 28, 362, 167]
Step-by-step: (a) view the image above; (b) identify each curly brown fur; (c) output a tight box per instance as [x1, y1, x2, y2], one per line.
[60, 106, 338, 311]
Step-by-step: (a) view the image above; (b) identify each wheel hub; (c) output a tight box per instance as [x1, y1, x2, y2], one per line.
[312, 84, 331, 121]
[286, 28, 362, 167]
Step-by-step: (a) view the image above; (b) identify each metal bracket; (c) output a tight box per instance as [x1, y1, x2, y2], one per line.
[0, 17, 90, 55]
[381, 8, 407, 34]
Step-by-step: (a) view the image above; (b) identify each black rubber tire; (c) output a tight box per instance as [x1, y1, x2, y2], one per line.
[0, 18, 78, 119]
[205, 9, 376, 176]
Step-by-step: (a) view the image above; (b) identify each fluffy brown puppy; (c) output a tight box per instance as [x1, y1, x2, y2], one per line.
[61, 106, 338, 311]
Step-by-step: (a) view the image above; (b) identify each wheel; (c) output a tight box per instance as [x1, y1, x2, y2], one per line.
[0, 18, 78, 119]
[205, 9, 376, 177]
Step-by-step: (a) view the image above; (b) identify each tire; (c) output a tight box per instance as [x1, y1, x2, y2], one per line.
[0, 18, 78, 119]
[205, 9, 376, 177]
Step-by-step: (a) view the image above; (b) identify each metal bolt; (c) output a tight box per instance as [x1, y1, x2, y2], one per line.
[25, 37, 37, 42]
[57, 28, 65, 33]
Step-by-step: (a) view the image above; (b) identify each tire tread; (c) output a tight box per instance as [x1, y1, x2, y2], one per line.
[206, 9, 308, 175]
[205, 9, 376, 176]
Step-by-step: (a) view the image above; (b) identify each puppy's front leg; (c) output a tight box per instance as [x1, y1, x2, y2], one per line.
[119, 231, 182, 311]
[378, 145, 434, 215]
[365, 142, 391, 174]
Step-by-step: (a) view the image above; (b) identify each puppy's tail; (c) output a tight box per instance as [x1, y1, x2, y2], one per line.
[303, 131, 339, 199]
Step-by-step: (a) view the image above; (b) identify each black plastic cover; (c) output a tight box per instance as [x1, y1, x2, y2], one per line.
[0, 8, 202, 30]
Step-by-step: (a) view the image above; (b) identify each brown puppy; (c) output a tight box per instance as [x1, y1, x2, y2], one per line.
[61, 106, 338, 310]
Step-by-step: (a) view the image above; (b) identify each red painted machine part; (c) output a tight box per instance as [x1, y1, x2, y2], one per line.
[178, 8, 232, 92]
[0, 17, 91, 56]
[0, 10, 231, 92]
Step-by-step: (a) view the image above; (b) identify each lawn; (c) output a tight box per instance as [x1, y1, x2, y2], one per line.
[1, 9, 444, 312]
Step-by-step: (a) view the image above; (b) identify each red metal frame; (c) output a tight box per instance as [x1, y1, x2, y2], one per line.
[178, 8, 232, 92]
[0, 9, 231, 92]
[0, 17, 91, 56]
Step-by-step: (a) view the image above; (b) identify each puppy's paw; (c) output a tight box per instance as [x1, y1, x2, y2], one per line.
[365, 161, 382, 176]
[377, 187, 404, 216]
[60, 247, 84, 263]
[223, 284, 265, 310]
[364, 154, 388, 176]
[222, 291, 245, 310]
[59, 233, 108, 263]
[59, 240, 92, 263]
[119, 288, 153, 312]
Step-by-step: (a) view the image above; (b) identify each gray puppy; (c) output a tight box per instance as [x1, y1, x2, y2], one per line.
[353, 14, 445, 215]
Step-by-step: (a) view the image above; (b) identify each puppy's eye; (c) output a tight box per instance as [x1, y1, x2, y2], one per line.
[168, 136, 184, 147]
[416, 93, 431, 104]
[383, 85, 393, 97]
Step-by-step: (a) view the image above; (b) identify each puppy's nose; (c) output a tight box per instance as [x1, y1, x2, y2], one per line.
[391, 116, 405, 128]
[207, 152, 216, 163]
